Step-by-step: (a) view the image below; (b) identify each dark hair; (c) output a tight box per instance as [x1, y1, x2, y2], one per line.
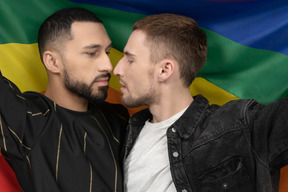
[38, 7, 103, 62]
[133, 13, 207, 87]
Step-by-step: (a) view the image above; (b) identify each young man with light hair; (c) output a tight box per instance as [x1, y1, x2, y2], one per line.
[114, 13, 288, 192]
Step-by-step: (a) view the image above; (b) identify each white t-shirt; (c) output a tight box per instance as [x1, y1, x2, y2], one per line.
[124, 108, 188, 192]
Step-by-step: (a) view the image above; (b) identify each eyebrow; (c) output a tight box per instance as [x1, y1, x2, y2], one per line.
[123, 51, 136, 57]
[83, 44, 101, 49]
[83, 42, 113, 50]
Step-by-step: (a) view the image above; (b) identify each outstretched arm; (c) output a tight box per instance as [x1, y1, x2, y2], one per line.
[0, 71, 31, 158]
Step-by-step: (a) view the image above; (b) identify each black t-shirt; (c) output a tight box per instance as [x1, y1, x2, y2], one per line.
[0, 72, 129, 192]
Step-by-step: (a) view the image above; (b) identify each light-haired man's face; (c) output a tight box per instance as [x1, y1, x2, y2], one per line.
[113, 30, 157, 108]
[61, 22, 113, 103]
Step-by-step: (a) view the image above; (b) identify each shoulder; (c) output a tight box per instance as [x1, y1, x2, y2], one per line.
[211, 97, 288, 127]
[221, 97, 288, 113]
[215, 98, 258, 117]
[201, 99, 256, 128]
[24, 91, 56, 109]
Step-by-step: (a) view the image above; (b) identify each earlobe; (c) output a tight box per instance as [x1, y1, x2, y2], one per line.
[158, 60, 174, 82]
[43, 51, 61, 73]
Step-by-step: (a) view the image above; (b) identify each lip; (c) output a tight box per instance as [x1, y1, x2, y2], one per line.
[95, 77, 110, 81]
[94, 78, 110, 86]
[120, 86, 127, 93]
[119, 80, 127, 92]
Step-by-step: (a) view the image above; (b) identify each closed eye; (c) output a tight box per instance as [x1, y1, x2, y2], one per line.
[85, 52, 96, 56]
[123, 51, 135, 64]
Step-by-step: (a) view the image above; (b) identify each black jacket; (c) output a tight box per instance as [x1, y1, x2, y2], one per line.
[123, 95, 288, 192]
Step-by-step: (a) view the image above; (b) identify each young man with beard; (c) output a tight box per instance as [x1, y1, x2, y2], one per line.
[0, 7, 129, 192]
[113, 14, 288, 192]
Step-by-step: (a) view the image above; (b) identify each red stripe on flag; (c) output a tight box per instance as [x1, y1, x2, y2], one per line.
[0, 154, 21, 192]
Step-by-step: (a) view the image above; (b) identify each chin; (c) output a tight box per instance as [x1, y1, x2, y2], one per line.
[122, 99, 141, 108]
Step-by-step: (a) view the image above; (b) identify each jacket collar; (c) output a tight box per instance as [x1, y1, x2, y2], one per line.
[129, 95, 210, 139]
[123, 108, 151, 158]
[172, 95, 210, 139]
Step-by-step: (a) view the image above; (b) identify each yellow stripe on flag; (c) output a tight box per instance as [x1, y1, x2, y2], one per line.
[0, 43, 47, 92]
[190, 77, 239, 106]
[0, 43, 238, 106]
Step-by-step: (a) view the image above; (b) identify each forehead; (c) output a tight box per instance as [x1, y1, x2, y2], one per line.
[124, 30, 150, 55]
[69, 21, 111, 47]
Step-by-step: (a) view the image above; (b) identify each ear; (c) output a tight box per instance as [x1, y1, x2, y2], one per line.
[158, 59, 174, 82]
[43, 51, 61, 73]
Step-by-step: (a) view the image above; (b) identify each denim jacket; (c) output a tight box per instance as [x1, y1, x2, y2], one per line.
[123, 95, 288, 192]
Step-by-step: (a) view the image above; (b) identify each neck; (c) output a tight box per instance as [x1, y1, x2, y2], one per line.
[149, 87, 193, 123]
[45, 81, 89, 112]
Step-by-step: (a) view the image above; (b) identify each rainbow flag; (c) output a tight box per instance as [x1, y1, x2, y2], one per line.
[0, 0, 288, 191]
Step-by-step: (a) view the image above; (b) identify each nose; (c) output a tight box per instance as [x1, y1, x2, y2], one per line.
[113, 57, 123, 77]
[100, 53, 113, 73]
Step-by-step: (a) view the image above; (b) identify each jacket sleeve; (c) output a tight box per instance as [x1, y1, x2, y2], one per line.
[246, 98, 288, 169]
[0, 71, 32, 159]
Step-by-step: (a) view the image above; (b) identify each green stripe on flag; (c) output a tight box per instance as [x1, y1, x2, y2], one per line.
[201, 28, 288, 104]
[0, 1, 70, 44]
[0, 0, 145, 51]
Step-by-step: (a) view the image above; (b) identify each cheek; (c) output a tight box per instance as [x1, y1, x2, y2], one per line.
[131, 74, 151, 91]
[62, 56, 96, 83]
[69, 69, 94, 85]
[75, 64, 94, 79]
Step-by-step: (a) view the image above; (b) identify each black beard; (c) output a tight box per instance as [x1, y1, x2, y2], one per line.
[64, 70, 110, 104]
